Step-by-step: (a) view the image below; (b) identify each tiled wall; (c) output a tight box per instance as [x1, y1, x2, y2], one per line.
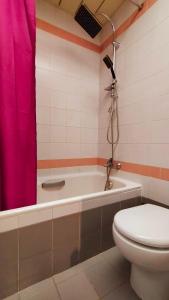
[99, 0, 169, 205]
[36, 0, 100, 161]
[0, 197, 141, 299]
[36, 0, 169, 205]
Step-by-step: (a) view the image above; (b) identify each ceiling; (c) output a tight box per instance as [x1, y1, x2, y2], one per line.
[45, 0, 125, 25]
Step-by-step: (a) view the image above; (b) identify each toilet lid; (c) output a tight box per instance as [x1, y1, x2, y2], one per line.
[114, 204, 169, 249]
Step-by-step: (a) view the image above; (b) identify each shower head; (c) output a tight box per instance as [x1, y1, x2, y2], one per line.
[74, 3, 102, 38]
[103, 55, 116, 80]
[103, 55, 113, 69]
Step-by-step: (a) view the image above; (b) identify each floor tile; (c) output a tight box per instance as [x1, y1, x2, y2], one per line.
[54, 250, 106, 284]
[5, 247, 131, 300]
[83, 257, 129, 298]
[3, 294, 19, 300]
[102, 247, 130, 274]
[57, 272, 99, 300]
[53, 267, 78, 284]
[74, 252, 105, 272]
[101, 283, 140, 300]
[19, 278, 60, 300]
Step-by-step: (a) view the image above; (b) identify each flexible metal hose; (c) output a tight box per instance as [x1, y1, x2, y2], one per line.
[104, 83, 120, 191]
[104, 44, 120, 191]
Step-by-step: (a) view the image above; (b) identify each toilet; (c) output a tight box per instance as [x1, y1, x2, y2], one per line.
[113, 204, 169, 300]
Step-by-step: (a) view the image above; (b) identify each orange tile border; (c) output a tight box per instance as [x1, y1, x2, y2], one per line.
[161, 168, 169, 181]
[119, 161, 161, 179]
[38, 158, 169, 182]
[97, 158, 107, 166]
[98, 159, 169, 181]
[36, 18, 101, 53]
[37, 158, 99, 169]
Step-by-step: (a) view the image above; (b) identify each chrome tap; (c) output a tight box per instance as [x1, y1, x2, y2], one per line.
[104, 158, 121, 170]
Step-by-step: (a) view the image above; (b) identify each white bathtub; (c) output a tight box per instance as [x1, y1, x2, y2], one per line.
[0, 168, 142, 232]
[36, 169, 142, 217]
[37, 172, 127, 203]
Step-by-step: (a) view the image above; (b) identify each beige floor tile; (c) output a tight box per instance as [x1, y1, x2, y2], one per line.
[73, 253, 105, 272]
[8, 248, 131, 300]
[83, 258, 128, 298]
[57, 272, 99, 300]
[53, 267, 78, 284]
[101, 283, 140, 300]
[102, 247, 130, 274]
[54, 251, 106, 285]
[19, 278, 60, 300]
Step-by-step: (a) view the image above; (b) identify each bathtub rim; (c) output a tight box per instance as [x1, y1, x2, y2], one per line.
[1, 175, 142, 216]
[0, 174, 142, 232]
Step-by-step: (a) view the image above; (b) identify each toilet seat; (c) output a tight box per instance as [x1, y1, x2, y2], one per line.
[114, 204, 169, 249]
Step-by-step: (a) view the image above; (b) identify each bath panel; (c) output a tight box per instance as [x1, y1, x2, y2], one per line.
[0, 196, 142, 298]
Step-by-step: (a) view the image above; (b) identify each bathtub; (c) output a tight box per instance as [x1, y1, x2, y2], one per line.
[35, 169, 142, 219]
[38, 172, 127, 203]
[0, 168, 142, 231]
[37, 171, 141, 205]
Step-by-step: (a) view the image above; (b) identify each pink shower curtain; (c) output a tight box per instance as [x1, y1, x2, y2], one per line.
[0, 0, 37, 210]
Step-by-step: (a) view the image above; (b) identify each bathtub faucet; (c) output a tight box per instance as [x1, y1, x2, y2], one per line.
[104, 158, 121, 191]
[104, 158, 121, 170]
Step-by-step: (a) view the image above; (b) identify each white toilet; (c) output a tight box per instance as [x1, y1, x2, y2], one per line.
[113, 204, 169, 300]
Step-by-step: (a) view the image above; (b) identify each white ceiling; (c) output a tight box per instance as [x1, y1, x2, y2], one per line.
[45, 0, 126, 25]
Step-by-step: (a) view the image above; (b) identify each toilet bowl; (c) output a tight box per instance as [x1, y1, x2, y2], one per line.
[113, 204, 169, 300]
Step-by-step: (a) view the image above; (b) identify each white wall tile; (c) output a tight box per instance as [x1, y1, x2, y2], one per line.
[51, 89, 67, 109]
[37, 106, 51, 125]
[51, 108, 66, 126]
[66, 110, 81, 128]
[37, 143, 51, 160]
[51, 126, 66, 143]
[66, 127, 81, 144]
[37, 125, 51, 143]
[80, 143, 98, 158]
[36, 2, 100, 161]
[81, 128, 98, 144]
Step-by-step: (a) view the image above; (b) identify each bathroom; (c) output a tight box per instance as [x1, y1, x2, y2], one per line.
[0, 0, 169, 299]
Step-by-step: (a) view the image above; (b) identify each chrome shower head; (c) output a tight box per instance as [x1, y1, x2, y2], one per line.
[74, 3, 102, 38]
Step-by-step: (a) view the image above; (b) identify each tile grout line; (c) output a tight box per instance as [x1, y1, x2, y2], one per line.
[52, 276, 62, 300]
[99, 281, 130, 300]
[51, 208, 62, 300]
